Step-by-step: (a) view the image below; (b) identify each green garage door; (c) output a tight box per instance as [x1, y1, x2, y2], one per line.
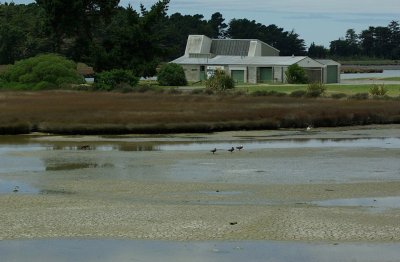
[259, 67, 273, 83]
[327, 65, 338, 83]
[231, 70, 245, 83]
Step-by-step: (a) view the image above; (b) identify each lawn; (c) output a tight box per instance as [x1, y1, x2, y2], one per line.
[236, 83, 400, 97]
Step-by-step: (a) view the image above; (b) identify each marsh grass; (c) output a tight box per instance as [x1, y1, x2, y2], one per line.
[0, 91, 399, 134]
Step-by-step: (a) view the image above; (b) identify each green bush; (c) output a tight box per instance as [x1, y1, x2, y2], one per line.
[205, 70, 235, 91]
[94, 69, 139, 91]
[285, 64, 308, 84]
[369, 84, 388, 97]
[290, 90, 307, 97]
[252, 90, 286, 97]
[349, 93, 369, 100]
[157, 63, 187, 86]
[331, 93, 347, 99]
[1, 54, 84, 90]
[306, 82, 326, 97]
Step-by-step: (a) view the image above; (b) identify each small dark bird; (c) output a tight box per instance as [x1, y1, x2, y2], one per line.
[228, 147, 234, 153]
[211, 148, 217, 154]
[79, 145, 91, 150]
[13, 186, 19, 193]
[236, 145, 243, 151]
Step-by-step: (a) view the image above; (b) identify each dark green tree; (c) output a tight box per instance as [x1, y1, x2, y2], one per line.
[35, 0, 120, 60]
[308, 42, 328, 58]
[208, 12, 227, 38]
[226, 19, 306, 55]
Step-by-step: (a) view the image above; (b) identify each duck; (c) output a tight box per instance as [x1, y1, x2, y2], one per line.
[13, 186, 19, 193]
[211, 148, 217, 154]
[236, 145, 243, 151]
[228, 147, 235, 153]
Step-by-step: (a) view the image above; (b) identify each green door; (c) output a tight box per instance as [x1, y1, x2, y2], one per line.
[327, 65, 338, 83]
[259, 67, 273, 83]
[200, 66, 206, 81]
[231, 70, 245, 83]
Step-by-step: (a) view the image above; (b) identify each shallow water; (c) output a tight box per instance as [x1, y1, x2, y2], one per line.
[314, 196, 400, 212]
[341, 69, 400, 80]
[1, 240, 399, 262]
[1, 129, 400, 257]
[1, 136, 399, 185]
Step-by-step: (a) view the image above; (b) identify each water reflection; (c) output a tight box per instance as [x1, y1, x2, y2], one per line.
[0, 179, 39, 194]
[341, 69, 400, 80]
[314, 196, 400, 212]
[0, 145, 46, 174]
[42, 137, 400, 152]
[0, 240, 399, 262]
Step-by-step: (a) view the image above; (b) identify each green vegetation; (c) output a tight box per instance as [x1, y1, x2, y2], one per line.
[306, 82, 326, 97]
[205, 70, 235, 91]
[285, 64, 308, 84]
[0, 54, 84, 90]
[236, 83, 400, 97]
[157, 63, 187, 86]
[94, 69, 139, 91]
[369, 84, 388, 97]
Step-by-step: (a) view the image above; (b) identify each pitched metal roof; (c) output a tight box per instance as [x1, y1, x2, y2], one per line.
[315, 59, 341, 66]
[172, 55, 308, 66]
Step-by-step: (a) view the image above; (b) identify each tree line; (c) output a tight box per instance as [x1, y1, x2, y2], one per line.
[309, 21, 400, 60]
[0, 0, 308, 77]
[1, 0, 398, 78]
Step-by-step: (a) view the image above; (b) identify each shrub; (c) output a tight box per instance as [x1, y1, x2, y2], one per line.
[1, 54, 84, 90]
[331, 93, 347, 99]
[94, 69, 139, 91]
[285, 64, 308, 84]
[349, 93, 369, 100]
[306, 82, 326, 97]
[369, 84, 388, 97]
[290, 90, 307, 97]
[205, 70, 235, 91]
[252, 90, 286, 97]
[157, 63, 187, 86]
[190, 88, 204, 95]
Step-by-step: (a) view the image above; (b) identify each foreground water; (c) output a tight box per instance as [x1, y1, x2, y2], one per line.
[1, 126, 400, 260]
[1, 240, 400, 262]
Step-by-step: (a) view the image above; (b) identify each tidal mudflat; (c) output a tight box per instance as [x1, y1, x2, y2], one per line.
[0, 125, 400, 260]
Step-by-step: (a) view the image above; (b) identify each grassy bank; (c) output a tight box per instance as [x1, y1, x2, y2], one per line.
[0, 91, 399, 135]
[339, 60, 400, 66]
[236, 84, 400, 97]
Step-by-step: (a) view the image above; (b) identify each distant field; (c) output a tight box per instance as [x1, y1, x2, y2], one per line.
[0, 91, 399, 135]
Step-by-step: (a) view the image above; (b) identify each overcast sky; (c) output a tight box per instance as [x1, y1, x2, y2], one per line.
[9, 0, 400, 47]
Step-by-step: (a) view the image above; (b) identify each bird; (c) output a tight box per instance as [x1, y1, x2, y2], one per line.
[13, 186, 19, 193]
[306, 125, 312, 131]
[228, 147, 235, 153]
[79, 145, 91, 150]
[211, 148, 217, 154]
[236, 145, 243, 151]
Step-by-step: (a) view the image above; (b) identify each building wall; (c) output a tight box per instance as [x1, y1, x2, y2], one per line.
[261, 43, 280, 56]
[184, 35, 212, 56]
[248, 67, 257, 83]
[273, 67, 284, 82]
[182, 64, 201, 82]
